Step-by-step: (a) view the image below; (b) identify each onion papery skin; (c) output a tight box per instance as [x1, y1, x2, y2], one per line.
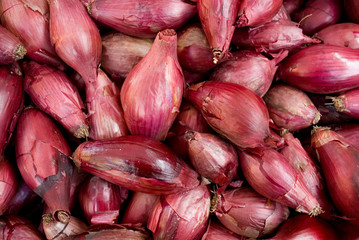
[314, 23, 359, 49]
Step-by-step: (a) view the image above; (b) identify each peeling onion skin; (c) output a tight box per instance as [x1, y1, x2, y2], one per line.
[333, 123, 359, 149]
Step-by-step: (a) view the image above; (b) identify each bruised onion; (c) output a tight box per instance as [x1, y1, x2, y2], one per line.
[197, 0, 240, 63]
[72, 135, 200, 195]
[0, 215, 44, 240]
[278, 44, 359, 94]
[330, 88, 359, 119]
[15, 108, 73, 223]
[23, 61, 89, 139]
[239, 148, 322, 216]
[120, 29, 184, 141]
[49, 0, 102, 84]
[0, 25, 26, 64]
[263, 84, 321, 131]
[84, 0, 197, 38]
[147, 185, 210, 240]
[0, 156, 17, 215]
[314, 23, 359, 49]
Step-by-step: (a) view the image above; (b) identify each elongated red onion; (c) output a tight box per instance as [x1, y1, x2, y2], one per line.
[185, 130, 238, 186]
[197, 0, 240, 63]
[202, 221, 247, 240]
[278, 44, 359, 94]
[209, 50, 287, 97]
[263, 84, 321, 131]
[270, 214, 339, 240]
[272, 6, 291, 21]
[292, 0, 342, 36]
[101, 32, 153, 81]
[120, 29, 184, 140]
[86, 69, 129, 140]
[237, 0, 283, 27]
[0, 25, 26, 64]
[49, 0, 102, 84]
[147, 185, 210, 239]
[283, 0, 304, 15]
[0, 64, 24, 155]
[73, 135, 200, 195]
[330, 88, 359, 119]
[177, 23, 216, 72]
[239, 147, 322, 216]
[23, 61, 89, 139]
[0, 0, 64, 69]
[186, 81, 277, 149]
[121, 192, 159, 226]
[0, 215, 44, 240]
[314, 23, 359, 49]
[280, 132, 334, 219]
[84, 0, 197, 38]
[247, 20, 321, 53]
[79, 175, 127, 224]
[311, 128, 359, 221]
[344, 0, 359, 24]
[215, 187, 289, 238]
[15, 108, 73, 223]
[0, 156, 17, 215]
[333, 124, 359, 149]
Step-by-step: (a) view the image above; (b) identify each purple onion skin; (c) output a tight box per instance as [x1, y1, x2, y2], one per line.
[86, 0, 197, 38]
[263, 84, 321, 131]
[120, 29, 184, 141]
[215, 187, 290, 238]
[197, 0, 240, 63]
[209, 50, 287, 97]
[185, 130, 238, 186]
[49, 0, 102, 84]
[283, 0, 304, 15]
[201, 221, 247, 240]
[311, 128, 359, 220]
[0, 25, 26, 64]
[0, 157, 17, 215]
[314, 23, 359, 49]
[15, 108, 73, 224]
[23, 61, 89, 139]
[270, 214, 339, 240]
[292, 0, 342, 36]
[278, 44, 359, 94]
[86, 68, 129, 140]
[344, 0, 359, 24]
[333, 124, 359, 149]
[239, 148, 322, 216]
[147, 185, 210, 240]
[332, 88, 359, 119]
[0, 215, 44, 240]
[73, 135, 200, 195]
[0, 0, 64, 69]
[272, 5, 291, 21]
[0, 65, 24, 155]
[237, 0, 283, 27]
[186, 81, 272, 149]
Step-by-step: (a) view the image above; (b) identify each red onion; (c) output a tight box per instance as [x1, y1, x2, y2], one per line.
[177, 23, 216, 72]
[185, 81, 277, 149]
[311, 128, 359, 221]
[120, 29, 184, 141]
[283, 0, 304, 15]
[185, 130, 238, 187]
[314, 23, 359, 49]
[333, 218, 359, 240]
[247, 20, 321, 53]
[209, 50, 287, 97]
[0, 215, 44, 239]
[214, 187, 289, 238]
[23, 61, 89, 139]
[202, 221, 247, 240]
[0, 0, 64, 68]
[231, 27, 252, 50]
[101, 32, 153, 81]
[86, 69, 129, 140]
[79, 175, 127, 225]
[69, 168, 88, 212]
[270, 214, 339, 239]
[292, 0, 342, 36]
[197, 0, 240, 63]
[0, 156, 17, 215]
[183, 70, 208, 85]
[263, 84, 321, 131]
[280, 132, 334, 219]
[333, 124, 359, 149]
[278, 44, 359, 94]
[239, 148, 322, 216]
[237, 0, 283, 27]
[344, 0, 359, 24]
[0, 25, 26, 64]
[15, 108, 73, 223]
[0, 64, 24, 155]
[73, 135, 200, 195]
[330, 88, 359, 119]
[147, 185, 210, 239]
[121, 192, 159, 226]
[84, 0, 197, 38]
[49, 0, 102, 84]
[272, 6, 291, 21]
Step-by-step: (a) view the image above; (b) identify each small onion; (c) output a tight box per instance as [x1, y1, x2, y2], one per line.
[314, 23, 359, 49]
[330, 87, 359, 119]
[0, 25, 26, 64]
